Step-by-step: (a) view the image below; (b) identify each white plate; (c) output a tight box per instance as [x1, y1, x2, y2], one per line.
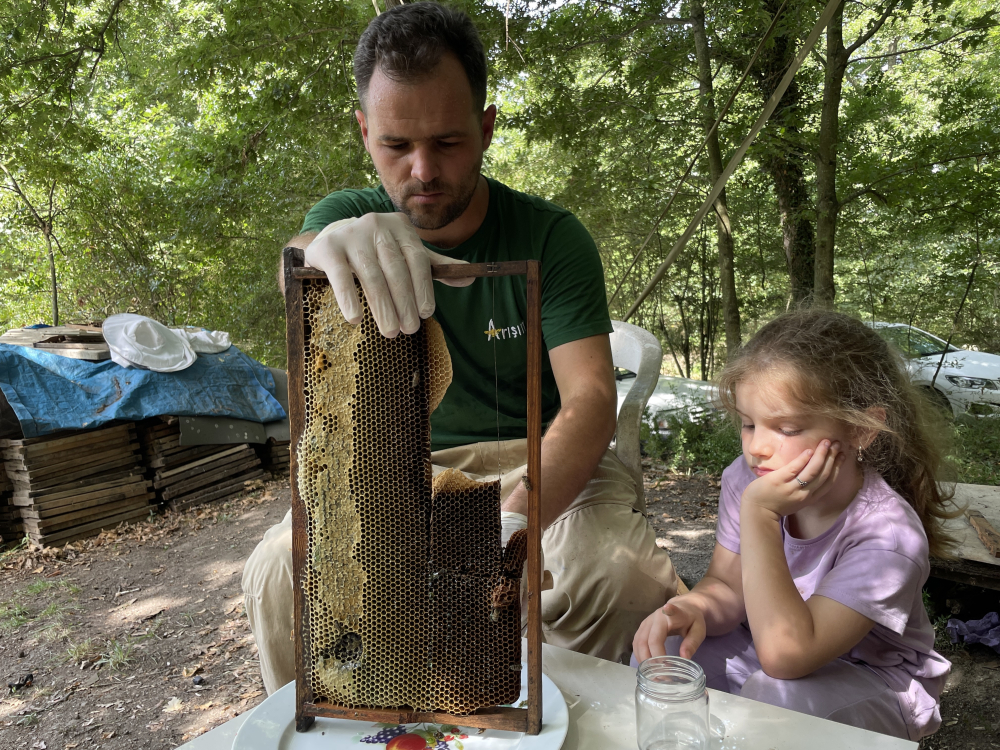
[232, 672, 568, 750]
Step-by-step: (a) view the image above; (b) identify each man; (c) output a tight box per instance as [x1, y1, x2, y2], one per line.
[243, 1, 678, 695]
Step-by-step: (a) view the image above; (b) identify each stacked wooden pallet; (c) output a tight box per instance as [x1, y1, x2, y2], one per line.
[0, 423, 153, 547]
[138, 418, 265, 511]
[0, 462, 23, 545]
[257, 438, 290, 476]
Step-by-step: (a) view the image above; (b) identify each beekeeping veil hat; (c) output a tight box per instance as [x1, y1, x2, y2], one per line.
[103, 313, 197, 373]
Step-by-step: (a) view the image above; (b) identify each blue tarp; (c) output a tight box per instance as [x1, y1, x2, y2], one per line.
[0, 344, 287, 439]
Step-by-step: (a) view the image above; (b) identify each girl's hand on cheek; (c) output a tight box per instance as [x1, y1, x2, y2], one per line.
[742, 440, 844, 519]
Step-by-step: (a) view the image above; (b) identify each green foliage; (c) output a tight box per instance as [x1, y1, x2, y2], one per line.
[642, 407, 742, 475]
[0, 0, 996, 373]
[0, 576, 82, 634]
[951, 416, 1000, 486]
[96, 636, 135, 670]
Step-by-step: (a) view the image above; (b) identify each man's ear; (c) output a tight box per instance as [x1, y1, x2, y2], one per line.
[857, 406, 887, 450]
[356, 109, 371, 153]
[481, 104, 498, 151]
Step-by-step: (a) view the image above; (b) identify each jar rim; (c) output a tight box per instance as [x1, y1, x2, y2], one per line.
[636, 656, 707, 700]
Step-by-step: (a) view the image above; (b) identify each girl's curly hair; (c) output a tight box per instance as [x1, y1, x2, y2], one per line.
[717, 309, 958, 558]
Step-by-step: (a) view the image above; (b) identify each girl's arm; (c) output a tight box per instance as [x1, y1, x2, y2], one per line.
[740, 445, 876, 680]
[687, 542, 746, 635]
[633, 541, 745, 661]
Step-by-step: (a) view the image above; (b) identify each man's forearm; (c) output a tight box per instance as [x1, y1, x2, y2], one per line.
[501, 394, 616, 528]
[277, 232, 318, 295]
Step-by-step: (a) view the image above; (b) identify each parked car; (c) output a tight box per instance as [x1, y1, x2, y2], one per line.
[615, 369, 718, 436]
[870, 323, 1000, 417]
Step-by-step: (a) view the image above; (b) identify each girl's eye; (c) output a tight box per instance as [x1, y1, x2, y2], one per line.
[741, 423, 753, 431]
[780, 428, 802, 436]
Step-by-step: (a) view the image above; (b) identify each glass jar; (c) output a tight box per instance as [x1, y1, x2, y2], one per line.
[635, 656, 711, 750]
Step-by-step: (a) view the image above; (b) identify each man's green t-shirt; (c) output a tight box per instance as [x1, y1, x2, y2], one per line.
[301, 177, 613, 450]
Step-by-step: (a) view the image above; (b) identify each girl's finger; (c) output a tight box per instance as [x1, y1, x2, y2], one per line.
[780, 447, 815, 481]
[792, 440, 834, 486]
[803, 440, 839, 490]
[678, 615, 706, 659]
[633, 609, 658, 663]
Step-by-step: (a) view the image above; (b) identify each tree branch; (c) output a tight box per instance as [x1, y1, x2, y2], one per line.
[846, 0, 901, 55]
[840, 149, 1000, 206]
[850, 29, 979, 64]
[562, 16, 691, 52]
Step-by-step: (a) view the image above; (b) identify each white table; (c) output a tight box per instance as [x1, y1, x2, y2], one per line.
[178, 642, 916, 749]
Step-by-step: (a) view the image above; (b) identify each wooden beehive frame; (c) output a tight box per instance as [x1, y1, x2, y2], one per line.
[283, 250, 543, 735]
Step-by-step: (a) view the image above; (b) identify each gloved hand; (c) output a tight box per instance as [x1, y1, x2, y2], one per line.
[500, 511, 527, 548]
[304, 213, 474, 338]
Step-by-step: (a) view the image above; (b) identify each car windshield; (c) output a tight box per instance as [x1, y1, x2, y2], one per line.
[878, 326, 955, 358]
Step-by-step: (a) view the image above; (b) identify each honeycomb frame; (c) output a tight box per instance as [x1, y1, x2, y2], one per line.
[283, 252, 544, 736]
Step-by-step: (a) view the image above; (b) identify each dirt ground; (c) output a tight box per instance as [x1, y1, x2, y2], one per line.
[0, 466, 997, 749]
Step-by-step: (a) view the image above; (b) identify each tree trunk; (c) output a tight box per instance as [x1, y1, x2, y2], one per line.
[690, 0, 741, 353]
[45, 229, 59, 326]
[751, 0, 816, 304]
[813, 1, 849, 309]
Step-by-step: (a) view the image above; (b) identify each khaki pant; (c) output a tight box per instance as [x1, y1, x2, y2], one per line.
[242, 439, 678, 695]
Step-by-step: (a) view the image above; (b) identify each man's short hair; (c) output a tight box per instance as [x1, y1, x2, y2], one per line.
[354, 2, 488, 113]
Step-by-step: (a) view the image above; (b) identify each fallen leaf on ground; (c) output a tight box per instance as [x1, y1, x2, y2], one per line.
[182, 664, 203, 678]
[163, 696, 184, 713]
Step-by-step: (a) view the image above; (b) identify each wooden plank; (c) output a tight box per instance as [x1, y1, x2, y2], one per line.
[155, 444, 249, 480]
[137, 423, 179, 440]
[931, 557, 1000, 592]
[292, 261, 530, 281]
[7, 444, 139, 478]
[11, 468, 143, 501]
[967, 510, 1000, 558]
[0, 422, 135, 453]
[286, 251, 314, 733]
[525, 259, 543, 736]
[141, 434, 181, 453]
[17, 481, 151, 515]
[27, 506, 151, 547]
[154, 449, 255, 489]
[23, 496, 152, 533]
[166, 470, 265, 511]
[32, 342, 107, 350]
[3, 433, 136, 469]
[9, 455, 142, 490]
[305, 702, 529, 731]
[147, 445, 224, 470]
[159, 456, 260, 499]
[0, 423, 132, 453]
[31, 348, 109, 360]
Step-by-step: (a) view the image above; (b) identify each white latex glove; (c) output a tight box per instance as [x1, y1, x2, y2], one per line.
[304, 213, 474, 338]
[500, 511, 528, 548]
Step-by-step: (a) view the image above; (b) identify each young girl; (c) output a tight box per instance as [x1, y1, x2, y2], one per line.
[632, 310, 954, 741]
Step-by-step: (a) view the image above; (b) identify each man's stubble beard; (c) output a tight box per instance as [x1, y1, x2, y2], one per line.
[381, 157, 482, 231]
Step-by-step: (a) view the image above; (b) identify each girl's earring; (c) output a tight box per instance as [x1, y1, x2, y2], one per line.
[857, 446, 864, 463]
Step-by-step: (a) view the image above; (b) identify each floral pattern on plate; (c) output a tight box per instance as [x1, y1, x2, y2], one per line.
[354, 723, 472, 749]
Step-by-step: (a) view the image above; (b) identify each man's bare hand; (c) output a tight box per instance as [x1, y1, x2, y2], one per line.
[304, 213, 473, 338]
